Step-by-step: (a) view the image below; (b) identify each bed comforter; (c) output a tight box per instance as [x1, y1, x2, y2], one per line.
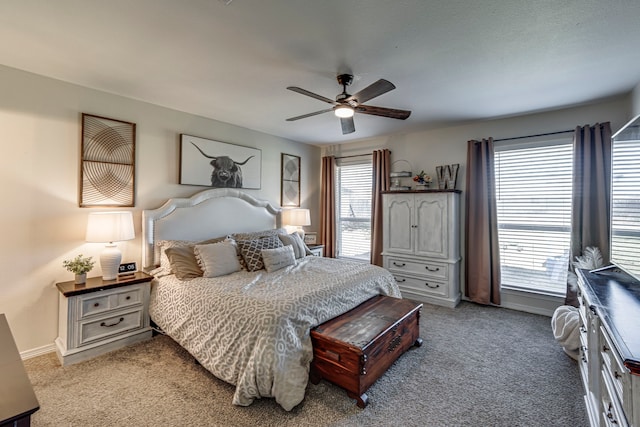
[149, 256, 400, 411]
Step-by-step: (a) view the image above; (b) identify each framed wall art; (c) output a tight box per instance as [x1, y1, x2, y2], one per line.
[180, 134, 261, 189]
[281, 153, 301, 207]
[80, 113, 136, 207]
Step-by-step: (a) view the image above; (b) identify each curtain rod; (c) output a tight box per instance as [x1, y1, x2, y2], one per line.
[333, 153, 373, 160]
[493, 129, 574, 142]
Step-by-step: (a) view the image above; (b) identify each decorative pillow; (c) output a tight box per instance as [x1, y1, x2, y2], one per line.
[193, 241, 241, 278]
[156, 240, 192, 274]
[165, 246, 203, 280]
[156, 236, 226, 274]
[231, 227, 287, 242]
[262, 245, 296, 273]
[236, 235, 284, 272]
[278, 232, 310, 259]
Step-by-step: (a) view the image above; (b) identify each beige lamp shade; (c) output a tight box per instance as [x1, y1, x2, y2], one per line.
[86, 211, 135, 243]
[86, 211, 135, 280]
[282, 208, 311, 227]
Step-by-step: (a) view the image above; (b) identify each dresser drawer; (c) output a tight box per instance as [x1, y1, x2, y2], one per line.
[80, 287, 143, 318]
[386, 257, 447, 280]
[392, 274, 448, 298]
[600, 325, 628, 406]
[79, 309, 144, 346]
[601, 366, 629, 427]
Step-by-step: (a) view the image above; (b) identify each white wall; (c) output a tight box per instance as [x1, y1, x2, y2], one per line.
[325, 95, 632, 315]
[0, 65, 321, 354]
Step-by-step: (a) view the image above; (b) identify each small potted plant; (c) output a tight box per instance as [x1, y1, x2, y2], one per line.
[63, 254, 95, 284]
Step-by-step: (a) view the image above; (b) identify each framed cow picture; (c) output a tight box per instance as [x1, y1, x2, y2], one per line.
[179, 134, 261, 189]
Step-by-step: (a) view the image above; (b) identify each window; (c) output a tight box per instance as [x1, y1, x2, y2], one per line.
[610, 135, 640, 275]
[494, 137, 573, 294]
[335, 158, 372, 261]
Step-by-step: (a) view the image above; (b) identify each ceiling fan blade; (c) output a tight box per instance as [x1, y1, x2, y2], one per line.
[287, 87, 337, 105]
[346, 79, 396, 104]
[355, 104, 411, 120]
[286, 108, 333, 121]
[340, 117, 355, 134]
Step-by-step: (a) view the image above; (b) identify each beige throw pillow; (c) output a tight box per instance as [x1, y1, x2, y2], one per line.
[194, 241, 241, 278]
[165, 246, 203, 280]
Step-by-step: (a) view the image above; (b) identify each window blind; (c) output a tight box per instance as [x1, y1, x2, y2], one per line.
[494, 139, 573, 294]
[335, 160, 372, 261]
[610, 138, 640, 274]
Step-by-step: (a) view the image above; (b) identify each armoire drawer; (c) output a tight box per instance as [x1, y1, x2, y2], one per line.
[386, 257, 448, 280]
[392, 274, 448, 298]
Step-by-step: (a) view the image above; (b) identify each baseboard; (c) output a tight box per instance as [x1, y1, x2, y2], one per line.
[500, 288, 564, 317]
[20, 343, 56, 360]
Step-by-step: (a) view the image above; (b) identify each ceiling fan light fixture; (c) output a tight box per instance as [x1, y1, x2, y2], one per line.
[334, 105, 354, 118]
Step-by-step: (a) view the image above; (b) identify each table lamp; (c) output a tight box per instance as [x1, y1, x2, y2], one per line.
[86, 211, 135, 280]
[282, 208, 311, 238]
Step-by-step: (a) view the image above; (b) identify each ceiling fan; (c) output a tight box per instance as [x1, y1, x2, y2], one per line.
[286, 74, 411, 135]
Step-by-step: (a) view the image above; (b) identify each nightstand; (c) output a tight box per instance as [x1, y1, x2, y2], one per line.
[55, 271, 153, 366]
[308, 244, 324, 257]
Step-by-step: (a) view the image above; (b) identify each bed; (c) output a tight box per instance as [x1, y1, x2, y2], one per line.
[142, 188, 401, 411]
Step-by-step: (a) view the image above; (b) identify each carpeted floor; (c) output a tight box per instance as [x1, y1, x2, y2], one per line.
[23, 301, 587, 427]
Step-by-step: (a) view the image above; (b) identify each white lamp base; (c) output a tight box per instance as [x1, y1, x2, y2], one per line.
[100, 243, 122, 281]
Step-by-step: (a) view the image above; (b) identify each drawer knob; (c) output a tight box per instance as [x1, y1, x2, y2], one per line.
[395, 277, 406, 283]
[614, 370, 621, 379]
[126, 296, 131, 300]
[393, 262, 406, 267]
[603, 344, 610, 353]
[100, 317, 124, 328]
[425, 266, 440, 272]
[425, 282, 440, 289]
[93, 302, 100, 307]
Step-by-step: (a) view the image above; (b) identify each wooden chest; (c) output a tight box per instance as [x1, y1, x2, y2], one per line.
[310, 295, 423, 408]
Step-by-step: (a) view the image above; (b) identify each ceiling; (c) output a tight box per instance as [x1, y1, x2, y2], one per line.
[1, 0, 640, 145]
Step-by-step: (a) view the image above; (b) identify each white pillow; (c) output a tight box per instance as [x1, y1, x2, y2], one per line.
[261, 245, 296, 273]
[278, 232, 310, 259]
[193, 241, 241, 278]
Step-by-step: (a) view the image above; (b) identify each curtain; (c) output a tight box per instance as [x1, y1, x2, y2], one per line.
[566, 122, 612, 306]
[371, 149, 391, 266]
[465, 138, 501, 305]
[320, 156, 337, 258]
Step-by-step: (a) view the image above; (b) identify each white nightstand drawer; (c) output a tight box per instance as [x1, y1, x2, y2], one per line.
[79, 309, 143, 346]
[386, 257, 448, 280]
[392, 274, 448, 298]
[80, 287, 142, 318]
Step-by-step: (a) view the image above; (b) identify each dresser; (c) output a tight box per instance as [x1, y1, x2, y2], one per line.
[576, 267, 640, 427]
[381, 190, 461, 308]
[55, 272, 153, 366]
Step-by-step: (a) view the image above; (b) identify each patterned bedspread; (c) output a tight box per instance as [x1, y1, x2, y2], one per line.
[149, 256, 400, 411]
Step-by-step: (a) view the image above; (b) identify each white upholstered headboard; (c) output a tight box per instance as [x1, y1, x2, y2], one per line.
[142, 188, 281, 270]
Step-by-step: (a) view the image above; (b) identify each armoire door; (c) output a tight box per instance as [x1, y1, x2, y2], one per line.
[414, 193, 448, 258]
[383, 194, 414, 254]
